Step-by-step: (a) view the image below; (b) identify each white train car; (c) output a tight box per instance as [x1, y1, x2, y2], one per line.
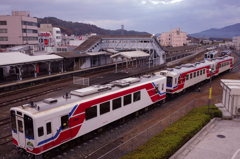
[160, 55, 234, 95]
[10, 75, 166, 158]
[204, 50, 218, 61]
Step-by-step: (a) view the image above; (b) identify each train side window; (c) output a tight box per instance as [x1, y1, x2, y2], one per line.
[190, 73, 192, 79]
[10, 111, 17, 133]
[46, 122, 51, 135]
[203, 69, 205, 74]
[200, 70, 202, 75]
[197, 71, 199, 76]
[194, 72, 196, 78]
[38, 127, 44, 137]
[61, 115, 69, 130]
[186, 74, 189, 80]
[134, 91, 141, 102]
[175, 78, 177, 84]
[183, 76, 185, 82]
[100, 101, 110, 115]
[155, 86, 158, 94]
[178, 77, 180, 83]
[124, 94, 132, 106]
[162, 84, 164, 90]
[85, 106, 97, 120]
[113, 98, 121, 110]
[18, 120, 23, 133]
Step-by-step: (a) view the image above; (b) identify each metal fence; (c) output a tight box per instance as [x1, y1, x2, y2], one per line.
[99, 95, 222, 159]
[73, 76, 89, 86]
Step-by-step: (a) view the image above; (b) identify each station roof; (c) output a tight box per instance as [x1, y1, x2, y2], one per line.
[163, 45, 197, 53]
[73, 35, 153, 53]
[52, 51, 110, 58]
[0, 52, 63, 67]
[110, 51, 150, 59]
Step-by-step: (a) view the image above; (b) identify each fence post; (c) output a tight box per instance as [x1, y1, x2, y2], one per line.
[159, 121, 161, 132]
[170, 115, 172, 125]
[132, 138, 133, 151]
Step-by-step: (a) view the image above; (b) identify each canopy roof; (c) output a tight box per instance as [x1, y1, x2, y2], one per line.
[110, 51, 150, 59]
[0, 52, 63, 67]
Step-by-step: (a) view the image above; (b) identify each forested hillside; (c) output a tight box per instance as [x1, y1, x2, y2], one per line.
[37, 17, 150, 36]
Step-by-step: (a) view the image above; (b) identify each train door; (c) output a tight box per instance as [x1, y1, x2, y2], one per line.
[51, 117, 60, 146]
[17, 116, 26, 148]
[60, 114, 71, 143]
[45, 120, 54, 148]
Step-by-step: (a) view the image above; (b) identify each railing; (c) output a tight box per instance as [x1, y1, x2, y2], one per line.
[98, 95, 222, 159]
[73, 76, 89, 86]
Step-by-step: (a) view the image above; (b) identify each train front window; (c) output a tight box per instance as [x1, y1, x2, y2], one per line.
[210, 54, 213, 58]
[167, 76, 173, 86]
[24, 115, 34, 139]
[10, 111, 17, 133]
[205, 54, 207, 58]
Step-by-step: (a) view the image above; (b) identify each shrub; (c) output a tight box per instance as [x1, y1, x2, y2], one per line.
[122, 105, 222, 159]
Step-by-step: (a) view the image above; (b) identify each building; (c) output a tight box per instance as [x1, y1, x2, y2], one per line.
[159, 28, 188, 47]
[38, 24, 62, 50]
[187, 36, 200, 45]
[233, 36, 240, 50]
[38, 32, 54, 51]
[0, 11, 38, 51]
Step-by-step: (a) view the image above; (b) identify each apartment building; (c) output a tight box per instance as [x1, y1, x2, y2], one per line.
[233, 36, 240, 50]
[0, 11, 38, 51]
[159, 28, 188, 47]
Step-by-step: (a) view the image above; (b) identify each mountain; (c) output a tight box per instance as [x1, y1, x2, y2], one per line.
[37, 17, 150, 36]
[155, 33, 161, 37]
[189, 23, 240, 38]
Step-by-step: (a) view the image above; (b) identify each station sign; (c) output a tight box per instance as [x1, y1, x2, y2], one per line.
[39, 32, 51, 37]
[79, 36, 82, 40]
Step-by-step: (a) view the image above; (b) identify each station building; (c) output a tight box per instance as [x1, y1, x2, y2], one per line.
[0, 11, 39, 51]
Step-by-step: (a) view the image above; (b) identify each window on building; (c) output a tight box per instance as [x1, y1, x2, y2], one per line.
[0, 29, 7, 33]
[85, 106, 97, 120]
[134, 91, 141, 102]
[22, 21, 37, 26]
[0, 21, 7, 25]
[124, 94, 132, 106]
[112, 98, 121, 110]
[23, 37, 38, 41]
[100, 101, 110, 115]
[22, 29, 38, 33]
[61, 115, 69, 130]
[46, 122, 51, 135]
[56, 31, 61, 34]
[38, 127, 44, 137]
[0, 37, 8, 41]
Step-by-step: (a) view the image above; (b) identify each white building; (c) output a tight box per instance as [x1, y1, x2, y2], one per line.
[38, 24, 62, 50]
[159, 28, 188, 47]
[233, 36, 240, 50]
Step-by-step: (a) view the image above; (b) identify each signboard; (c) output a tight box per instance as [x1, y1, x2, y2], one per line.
[44, 39, 48, 46]
[209, 87, 212, 99]
[39, 32, 51, 36]
[36, 64, 39, 73]
[79, 36, 82, 40]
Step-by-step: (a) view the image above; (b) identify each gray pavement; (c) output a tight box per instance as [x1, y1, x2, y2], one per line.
[170, 117, 240, 159]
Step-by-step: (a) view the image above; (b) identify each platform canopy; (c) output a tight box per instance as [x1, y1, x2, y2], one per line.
[0, 52, 63, 67]
[110, 50, 150, 60]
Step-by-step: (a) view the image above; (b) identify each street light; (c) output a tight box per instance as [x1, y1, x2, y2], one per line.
[208, 68, 213, 115]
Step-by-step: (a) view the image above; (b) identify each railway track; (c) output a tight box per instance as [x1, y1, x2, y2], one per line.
[0, 85, 68, 108]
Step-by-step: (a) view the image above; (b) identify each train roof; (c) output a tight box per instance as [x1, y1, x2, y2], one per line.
[160, 56, 233, 75]
[12, 75, 165, 115]
[160, 62, 210, 75]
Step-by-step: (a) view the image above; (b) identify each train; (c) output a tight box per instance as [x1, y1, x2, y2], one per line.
[220, 50, 231, 57]
[204, 50, 218, 61]
[10, 55, 234, 159]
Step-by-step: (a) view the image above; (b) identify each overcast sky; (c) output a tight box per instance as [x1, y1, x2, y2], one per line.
[1, 0, 240, 34]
